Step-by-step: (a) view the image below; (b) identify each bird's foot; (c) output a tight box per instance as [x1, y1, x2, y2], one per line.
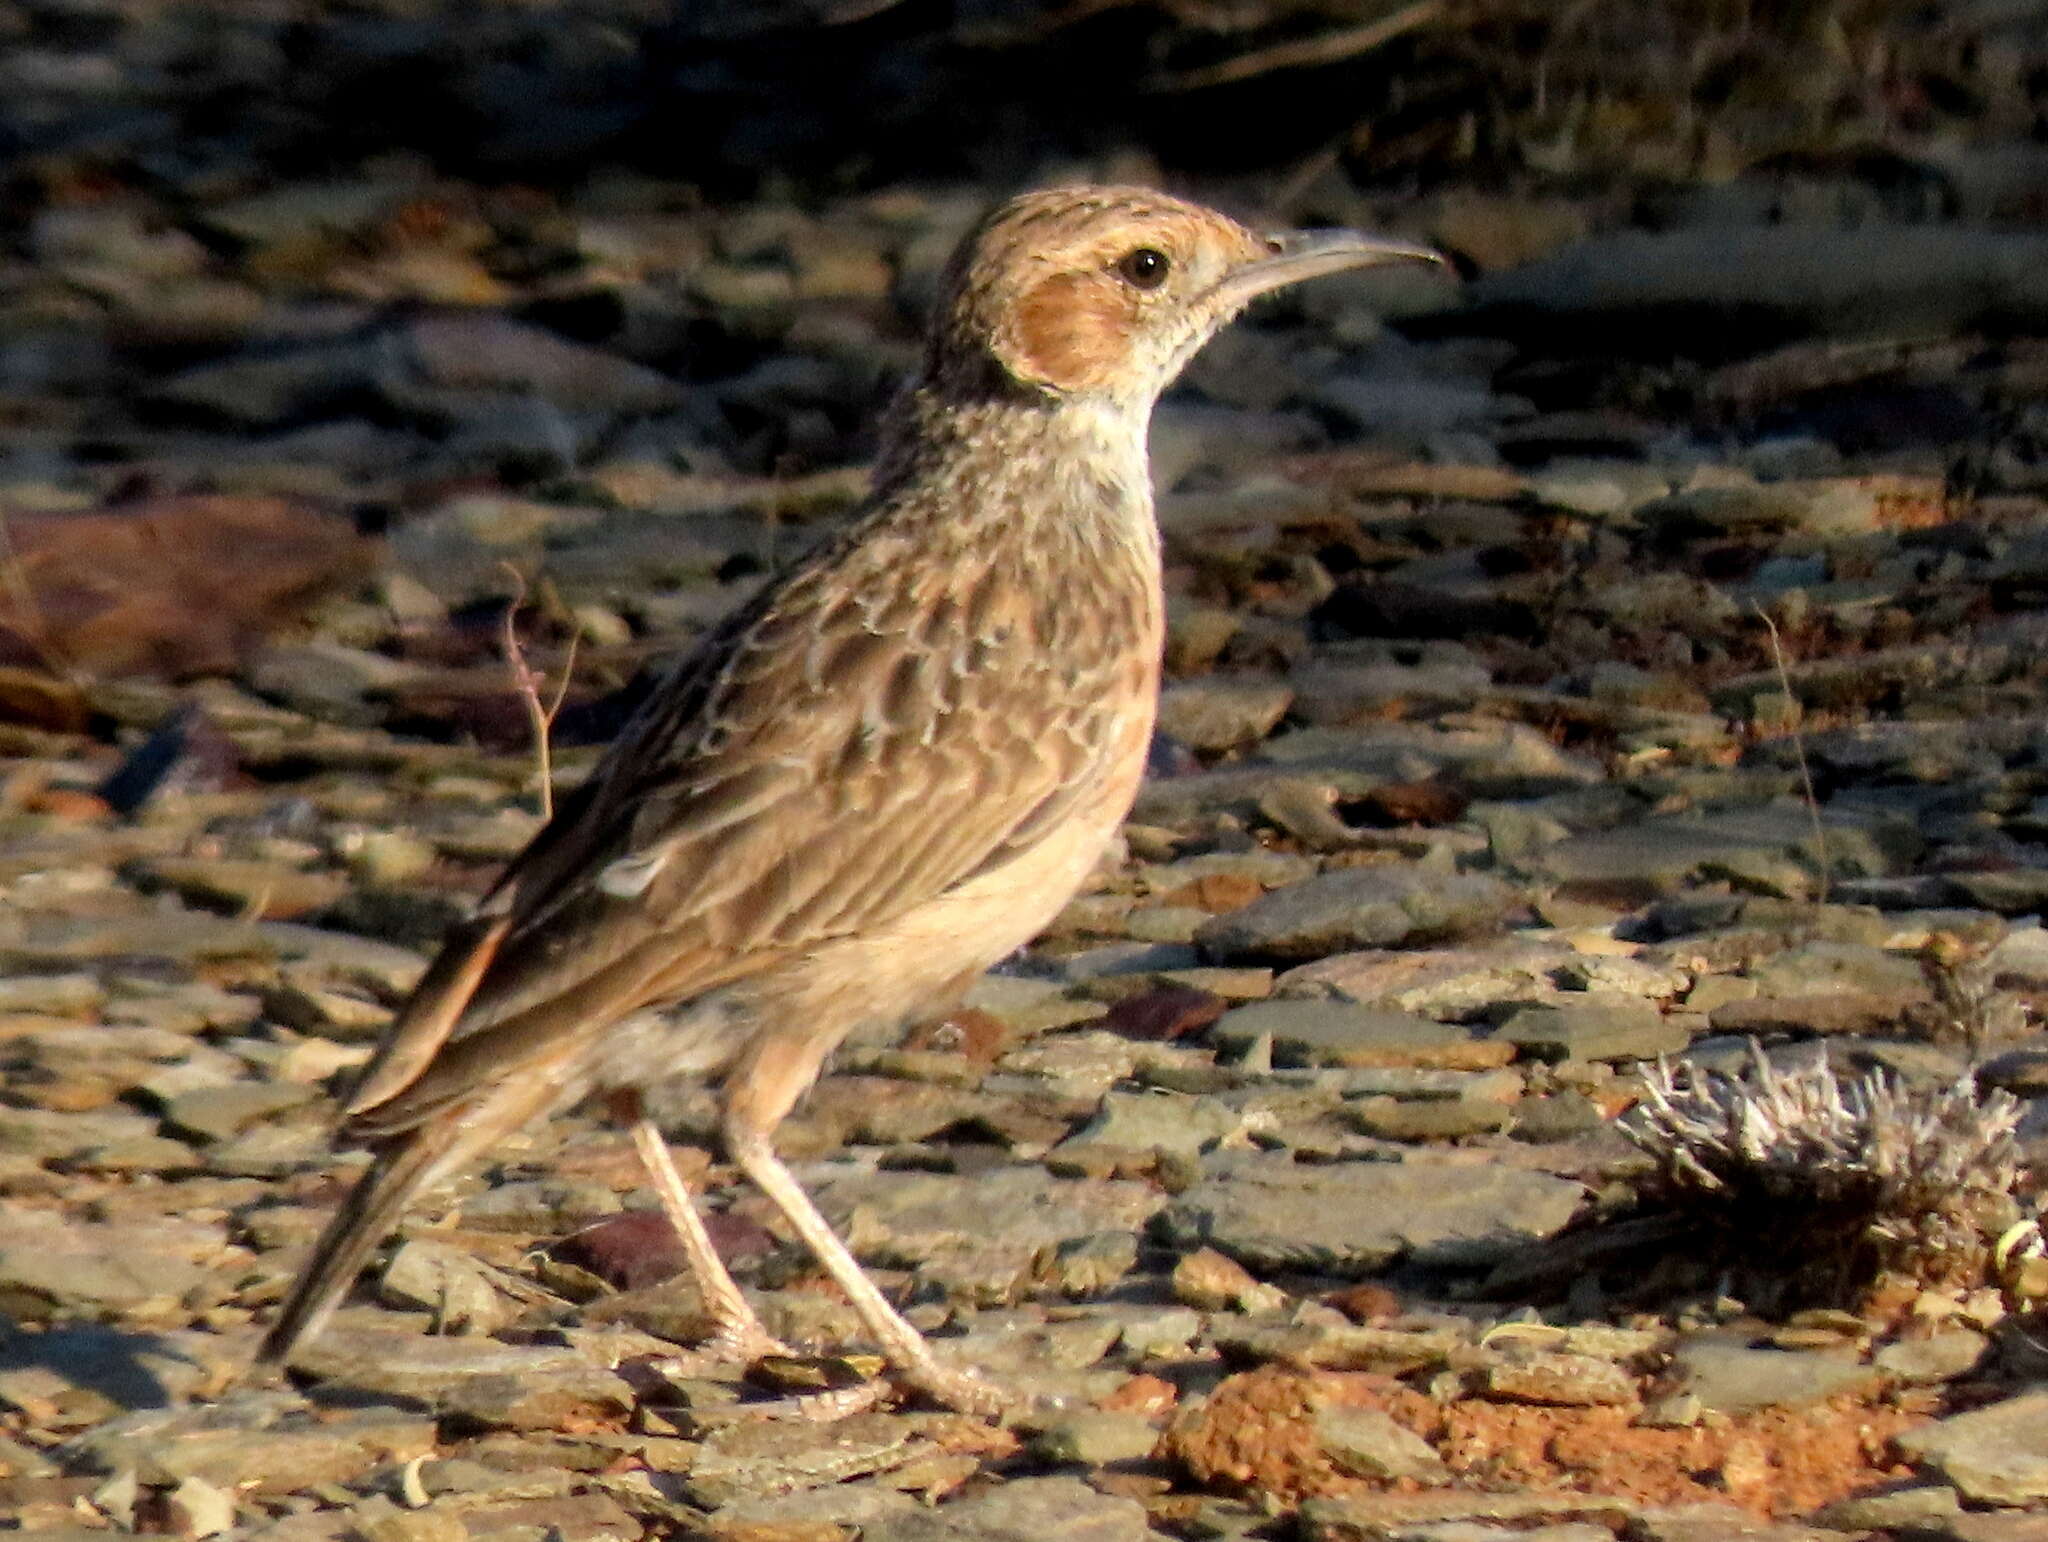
[704, 1320, 798, 1365]
[742, 1356, 1004, 1421]
[646, 1317, 792, 1382]
[890, 1356, 1007, 1418]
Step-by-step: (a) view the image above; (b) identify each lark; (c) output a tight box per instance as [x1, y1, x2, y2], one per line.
[257, 186, 1441, 1413]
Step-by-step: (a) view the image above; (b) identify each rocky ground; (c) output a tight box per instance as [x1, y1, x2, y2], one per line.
[8, 3, 2048, 1540]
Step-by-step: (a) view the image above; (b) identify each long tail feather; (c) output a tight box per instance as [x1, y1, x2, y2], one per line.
[254, 1125, 464, 1366]
[257, 1048, 578, 1368]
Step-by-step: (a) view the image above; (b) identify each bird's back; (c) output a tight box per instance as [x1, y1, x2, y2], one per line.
[340, 396, 1163, 1146]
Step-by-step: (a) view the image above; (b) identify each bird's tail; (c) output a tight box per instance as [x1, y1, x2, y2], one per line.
[255, 1116, 476, 1367]
[257, 1045, 580, 1369]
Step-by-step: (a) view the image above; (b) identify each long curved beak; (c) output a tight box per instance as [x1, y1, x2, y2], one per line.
[1213, 228, 1447, 308]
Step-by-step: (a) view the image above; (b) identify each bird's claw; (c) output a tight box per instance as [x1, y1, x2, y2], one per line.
[897, 1360, 1007, 1418]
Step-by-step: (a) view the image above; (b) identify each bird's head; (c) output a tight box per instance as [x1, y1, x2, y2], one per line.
[926, 185, 1443, 409]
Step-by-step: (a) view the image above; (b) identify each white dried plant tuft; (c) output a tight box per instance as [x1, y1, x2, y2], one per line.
[1624, 1042, 2025, 1300]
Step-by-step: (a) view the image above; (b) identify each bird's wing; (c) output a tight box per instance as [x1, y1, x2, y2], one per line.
[344, 516, 1150, 1137]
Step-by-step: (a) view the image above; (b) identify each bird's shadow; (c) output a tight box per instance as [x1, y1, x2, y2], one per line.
[0, 1315, 193, 1413]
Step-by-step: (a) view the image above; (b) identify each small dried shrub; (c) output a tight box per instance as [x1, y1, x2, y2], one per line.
[1623, 1043, 2024, 1308]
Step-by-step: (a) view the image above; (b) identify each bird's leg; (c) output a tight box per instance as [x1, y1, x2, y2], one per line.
[723, 1118, 1004, 1416]
[627, 1115, 791, 1364]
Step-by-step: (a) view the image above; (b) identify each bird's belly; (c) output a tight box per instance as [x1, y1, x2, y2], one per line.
[581, 989, 753, 1099]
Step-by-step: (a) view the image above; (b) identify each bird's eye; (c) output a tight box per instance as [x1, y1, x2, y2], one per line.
[1115, 247, 1171, 289]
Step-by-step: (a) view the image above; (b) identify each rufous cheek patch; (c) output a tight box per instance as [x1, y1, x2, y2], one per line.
[1000, 270, 1140, 393]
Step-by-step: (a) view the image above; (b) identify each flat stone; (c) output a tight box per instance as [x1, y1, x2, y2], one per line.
[1896, 1391, 2048, 1504]
[0, 1324, 222, 1425]
[696, 1483, 923, 1534]
[71, 1134, 206, 1173]
[0, 1104, 156, 1162]
[1300, 1492, 1638, 1541]
[1154, 1150, 1584, 1275]
[285, 1331, 633, 1431]
[1212, 999, 1514, 1071]
[1709, 992, 1925, 1037]
[1628, 1503, 1831, 1542]
[1744, 940, 1927, 997]
[1943, 1516, 2048, 1542]
[124, 856, 349, 921]
[1943, 869, 2048, 915]
[404, 313, 687, 413]
[1810, 1484, 1960, 1531]
[1056, 1090, 1245, 1159]
[1196, 868, 1515, 964]
[681, 1411, 929, 1507]
[0, 1214, 214, 1318]
[1669, 1337, 1880, 1415]
[1537, 807, 1908, 902]
[1282, 939, 1581, 1017]
[813, 1164, 1163, 1303]
[0, 973, 104, 1016]
[1483, 1351, 1639, 1408]
[159, 1081, 318, 1143]
[1351, 1096, 1512, 1140]
[857, 1474, 1153, 1542]
[1315, 1404, 1450, 1482]
[1873, 1329, 1989, 1385]
[1156, 678, 1293, 751]
[65, 1393, 435, 1494]
[1495, 1002, 1691, 1063]
[1033, 1411, 1162, 1467]
[1509, 1091, 1606, 1143]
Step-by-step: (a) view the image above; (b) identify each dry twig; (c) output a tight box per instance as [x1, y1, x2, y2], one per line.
[498, 562, 582, 821]
[1753, 603, 1829, 901]
[1149, 0, 1443, 91]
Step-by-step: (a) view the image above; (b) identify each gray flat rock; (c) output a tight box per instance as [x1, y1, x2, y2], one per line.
[1280, 938, 1582, 1019]
[1156, 677, 1292, 750]
[0, 1214, 217, 1317]
[286, 1331, 634, 1431]
[1669, 1337, 1880, 1415]
[1810, 1484, 1960, 1531]
[1536, 806, 1910, 900]
[1197, 867, 1515, 963]
[814, 1164, 1164, 1303]
[1495, 1002, 1691, 1063]
[65, 1391, 435, 1493]
[1212, 999, 1512, 1070]
[1154, 1150, 1584, 1275]
[1896, 1391, 2048, 1504]
[1058, 1089, 1246, 1158]
[682, 1411, 931, 1508]
[860, 1474, 1155, 1542]
[1315, 1404, 1451, 1482]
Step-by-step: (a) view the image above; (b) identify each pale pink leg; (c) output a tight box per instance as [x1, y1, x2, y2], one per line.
[724, 1120, 1004, 1416]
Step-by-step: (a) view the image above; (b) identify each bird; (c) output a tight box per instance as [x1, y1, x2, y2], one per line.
[256, 184, 1442, 1414]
